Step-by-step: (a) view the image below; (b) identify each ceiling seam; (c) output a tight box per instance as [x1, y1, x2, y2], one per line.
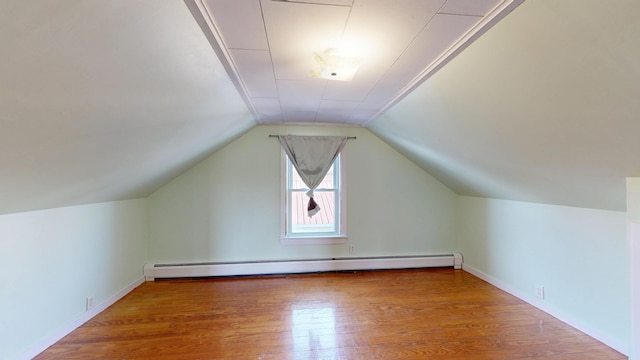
[271, 0, 352, 8]
[260, 0, 284, 123]
[314, 0, 354, 123]
[314, 0, 356, 124]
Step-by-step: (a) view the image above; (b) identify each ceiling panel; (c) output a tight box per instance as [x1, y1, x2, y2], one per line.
[282, 110, 318, 123]
[322, 79, 377, 101]
[252, 97, 282, 122]
[340, 0, 444, 66]
[285, 0, 354, 6]
[203, 0, 268, 50]
[262, 0, 350, 80]
[316, 112, 351, 124]
[440, 0, 500, 16]
[277, 79, 326, 112]
[356, 82, 406, 112]
[315, 116, 356, 124]
[317, 99, 360, 114]
[379, 14, 481, 85]
[229, 49, 278, 98]
[348, 113, 376, 124]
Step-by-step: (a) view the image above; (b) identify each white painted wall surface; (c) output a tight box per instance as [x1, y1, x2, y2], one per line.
[148, 125, 457, 263]
[629, 222, 640, 360]
[626, 178, 640, 360]
[457, 196, 630, 354]
[0, 199, 148, 360]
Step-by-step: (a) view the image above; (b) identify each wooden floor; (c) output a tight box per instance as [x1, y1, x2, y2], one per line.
[36, 269, 625, 359]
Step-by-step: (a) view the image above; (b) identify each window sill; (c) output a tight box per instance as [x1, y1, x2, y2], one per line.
[280, 236, 348, 246]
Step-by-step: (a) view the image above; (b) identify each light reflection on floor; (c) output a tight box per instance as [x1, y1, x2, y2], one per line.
[291, 304, 338, 359]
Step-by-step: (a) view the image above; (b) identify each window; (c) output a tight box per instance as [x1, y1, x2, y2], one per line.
[281, 151, 347, 244]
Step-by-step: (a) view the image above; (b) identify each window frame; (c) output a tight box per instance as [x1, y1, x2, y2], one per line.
[280, 149, 347, 245]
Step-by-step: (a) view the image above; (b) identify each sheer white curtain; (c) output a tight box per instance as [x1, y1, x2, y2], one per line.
[278, 135, 348, 217]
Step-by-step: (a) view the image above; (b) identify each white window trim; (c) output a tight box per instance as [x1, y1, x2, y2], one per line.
[280, 149, 347, 245]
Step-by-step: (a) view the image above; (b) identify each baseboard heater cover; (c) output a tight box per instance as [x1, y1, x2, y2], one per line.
[144, 253, 462, 281]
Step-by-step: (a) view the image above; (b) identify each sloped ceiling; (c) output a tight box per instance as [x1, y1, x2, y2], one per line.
[0, 1, 254, 215]
[369, 0, 640, 211]
[1, 0, 639, 215]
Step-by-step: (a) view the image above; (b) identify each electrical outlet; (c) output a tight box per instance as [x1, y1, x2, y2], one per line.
[86, 296, 94, 311]
[349, 244, 356, 254]
[535, 285, 544, 300]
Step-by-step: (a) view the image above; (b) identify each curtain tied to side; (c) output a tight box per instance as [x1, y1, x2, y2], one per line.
[278, 135, 348, 218]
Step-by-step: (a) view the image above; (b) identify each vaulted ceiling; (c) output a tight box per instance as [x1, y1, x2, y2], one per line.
[1, 0, 640, 215]
[188, 0, 522, 125]
[0, 0, 255, 214]
[371, 0, 640, 211]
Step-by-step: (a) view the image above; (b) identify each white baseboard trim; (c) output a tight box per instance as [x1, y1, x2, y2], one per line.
[462, 264, 628, 356]
[145, 253, 462, 281]
[20, 276, 145, 360]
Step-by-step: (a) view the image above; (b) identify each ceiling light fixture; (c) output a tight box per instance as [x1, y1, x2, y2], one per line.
[310, 48, 361, 81]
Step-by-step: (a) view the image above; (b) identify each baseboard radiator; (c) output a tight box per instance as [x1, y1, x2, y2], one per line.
[144, 253, 462, 281]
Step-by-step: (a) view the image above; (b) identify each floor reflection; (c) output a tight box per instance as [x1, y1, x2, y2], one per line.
[291, 304, 337, 358]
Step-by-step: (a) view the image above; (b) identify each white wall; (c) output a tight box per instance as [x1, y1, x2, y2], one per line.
[0, 199, 148, 360]
[627, 178, 640, 360]
[457, 195, 630, 354]
[148, 125, 458, 263]
[3, 124, 630, 358]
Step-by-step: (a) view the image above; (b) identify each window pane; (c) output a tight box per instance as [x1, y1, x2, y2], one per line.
[318, 165, 335, 189]
[291, 163, 335, 190]
[283, 153, 343, 241]
[290, 190, 336, 234]
[291, 167, 306, 190]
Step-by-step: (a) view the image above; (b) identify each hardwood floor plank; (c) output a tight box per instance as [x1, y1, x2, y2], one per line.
[35, 269, 626, 359]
